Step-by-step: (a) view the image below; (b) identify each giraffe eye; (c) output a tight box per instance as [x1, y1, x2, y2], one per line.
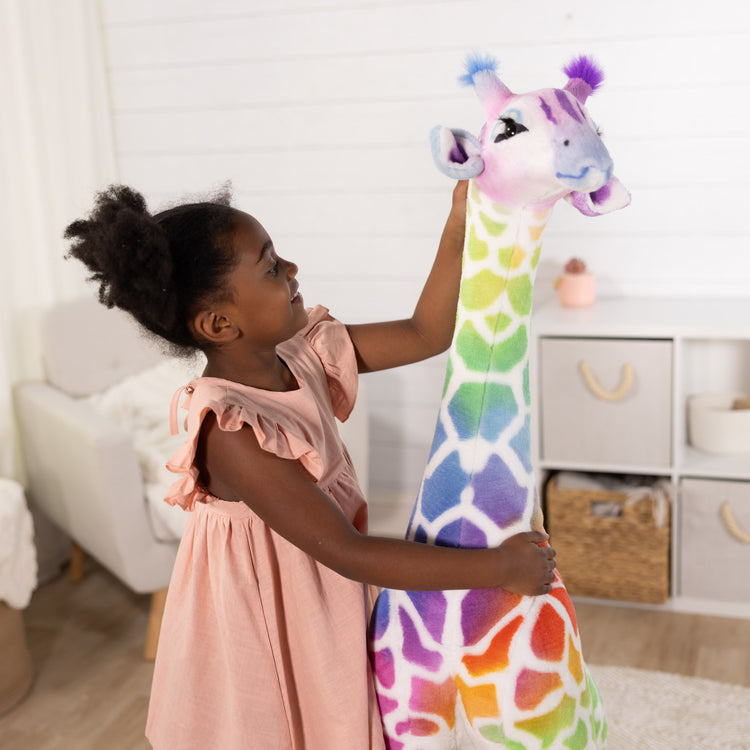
[493, 117, 529, 143]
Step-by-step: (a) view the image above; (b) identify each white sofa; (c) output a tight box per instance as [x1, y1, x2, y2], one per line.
[14, 298, 369, 658]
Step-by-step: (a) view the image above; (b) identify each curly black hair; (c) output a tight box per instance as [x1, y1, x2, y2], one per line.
[64, 184, 237, 353]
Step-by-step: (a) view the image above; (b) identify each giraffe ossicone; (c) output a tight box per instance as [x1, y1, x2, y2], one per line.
[369, 54, 630, 749]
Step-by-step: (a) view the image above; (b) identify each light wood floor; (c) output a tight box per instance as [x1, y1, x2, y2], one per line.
[2, 562, 750, 749]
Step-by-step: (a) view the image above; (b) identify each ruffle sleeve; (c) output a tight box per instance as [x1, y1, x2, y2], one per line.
[164, 383, 325, 511]
[301, 305, 358, 422]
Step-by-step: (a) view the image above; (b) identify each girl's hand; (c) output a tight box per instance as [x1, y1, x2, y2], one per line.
[493, 531, 557, 596]
[446, 180, 469, 237]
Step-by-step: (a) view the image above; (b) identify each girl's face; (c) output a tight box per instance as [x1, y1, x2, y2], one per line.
[224, 210, 307, 347]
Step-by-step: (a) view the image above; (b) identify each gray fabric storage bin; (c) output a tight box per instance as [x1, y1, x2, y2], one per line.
[680, 478, 750, 603]
[540, 337, 672, 468]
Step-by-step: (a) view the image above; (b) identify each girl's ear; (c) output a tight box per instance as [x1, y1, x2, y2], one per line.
[191, 309, 238, 344]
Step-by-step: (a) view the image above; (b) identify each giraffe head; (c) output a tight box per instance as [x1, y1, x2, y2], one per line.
[431, 54, 630, 214]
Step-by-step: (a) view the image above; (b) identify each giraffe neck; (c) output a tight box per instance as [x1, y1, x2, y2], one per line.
[407, 181, 552, 548]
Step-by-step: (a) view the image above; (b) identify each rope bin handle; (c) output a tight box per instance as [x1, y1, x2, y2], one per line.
[579, 361, 635, 402]
[720, 502, 750, 545]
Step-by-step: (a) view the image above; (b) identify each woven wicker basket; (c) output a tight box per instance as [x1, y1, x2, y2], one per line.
[545, 475, 671, 604]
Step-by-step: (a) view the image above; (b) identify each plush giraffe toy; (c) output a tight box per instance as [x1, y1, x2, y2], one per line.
[369, 54, 630, 749]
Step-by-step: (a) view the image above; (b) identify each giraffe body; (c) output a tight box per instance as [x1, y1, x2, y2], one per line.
[369, 55, 629, 749]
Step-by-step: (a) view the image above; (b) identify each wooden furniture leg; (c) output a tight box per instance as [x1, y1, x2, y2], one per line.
[143, 587, 168, 661]
[0, 603, 34, 715]
[69, 542, 85, 583]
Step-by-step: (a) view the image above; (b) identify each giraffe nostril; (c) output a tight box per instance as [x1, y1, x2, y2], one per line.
[564, 140, 570, 147]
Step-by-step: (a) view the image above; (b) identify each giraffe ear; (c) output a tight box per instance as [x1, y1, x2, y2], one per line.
[430, 126, 484, 180]
[565, 175, 631, 216]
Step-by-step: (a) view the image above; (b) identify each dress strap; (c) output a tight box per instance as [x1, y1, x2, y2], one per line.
[170, 384, 195, 435]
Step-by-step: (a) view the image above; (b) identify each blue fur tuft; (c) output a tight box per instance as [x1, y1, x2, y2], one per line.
[459, 52, 498, 87]
[563, 54, 605, 92]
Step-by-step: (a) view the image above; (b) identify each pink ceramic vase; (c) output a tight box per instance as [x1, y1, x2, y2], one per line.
[556, 272, 595, 307]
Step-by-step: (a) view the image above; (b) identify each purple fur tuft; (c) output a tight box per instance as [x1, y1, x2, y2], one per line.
[459, 52, 498, 87]
[563, 54, 604, 93]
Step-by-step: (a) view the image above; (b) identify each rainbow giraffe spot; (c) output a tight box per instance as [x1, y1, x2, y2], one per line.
[479, 210, 508, 236]
[567, 635, 584, 684]
[407, 591, 447, 642]
[461, 269, 506, 310]
[370, 589, 390, 640]
[515, 668, 563, 711]
[449, 382, 516, 442]
[585, 674, 606, 741]
[461, 591, 522, 646]
[400, 606, 443, 671]
[472, 454, 526, 528]
[467, 225, 489, 261]
[565, 719, 590, 750]
[509, 246, 527, 269]
[579, 677, 591, 709]
[490, 324, 527, 372]
[530, 604, 566, 661]
[531, 243, 542, 268]
[529, 223, 546, 242]
[510, 414, 532, 473]
[409, 675, 456, 730]
[515, 694, 577, 748]
[456, 320, 491, 371]
[507, 274, 533, 316]
[378, 694, 399, 716]
[462, 615, 523, 674]
[461, 588, 521, 648]
[479, 724, 527, 748]
[447, 382, 484, 439]
[395, 717, 441, 737]
[549, 586, 579, 635]
[478, 384, 518, 442]
[456, 675, 500, 723]
[497, 245, 515, 268]
[419, 450, 469, 523]
[485, 310, 512, 334]
[426, 417, 448, 460]
[372, 645, 395, 689]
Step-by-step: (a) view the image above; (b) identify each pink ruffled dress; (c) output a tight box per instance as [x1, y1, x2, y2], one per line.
[146, 307, 385, 750]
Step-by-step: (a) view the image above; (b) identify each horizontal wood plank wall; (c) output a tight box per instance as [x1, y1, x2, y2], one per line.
[99, 0, 750, 492]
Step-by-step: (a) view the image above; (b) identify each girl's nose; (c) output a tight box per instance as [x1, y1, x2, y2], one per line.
[285, 258, 298, 277]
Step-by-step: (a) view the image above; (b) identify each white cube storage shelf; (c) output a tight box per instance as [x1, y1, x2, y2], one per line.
[531, 297, 750, 618]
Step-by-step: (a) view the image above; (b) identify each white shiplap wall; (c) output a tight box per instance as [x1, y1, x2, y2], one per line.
[99, 0, 750, 492]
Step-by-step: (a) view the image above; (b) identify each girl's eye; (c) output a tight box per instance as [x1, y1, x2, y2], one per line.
[270, 259, 280, 275]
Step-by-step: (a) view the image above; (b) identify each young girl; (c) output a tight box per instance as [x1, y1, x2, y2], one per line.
[65, 182, 556, 749]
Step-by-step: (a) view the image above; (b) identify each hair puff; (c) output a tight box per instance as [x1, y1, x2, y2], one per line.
[64, 184, 237, 352]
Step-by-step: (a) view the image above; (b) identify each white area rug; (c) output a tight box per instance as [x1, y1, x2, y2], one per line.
[589, 665, 750, 749]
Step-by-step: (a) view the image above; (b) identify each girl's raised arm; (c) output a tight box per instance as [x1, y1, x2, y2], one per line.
[346, 181, 468, 373]
[197, 411, 555, 595]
